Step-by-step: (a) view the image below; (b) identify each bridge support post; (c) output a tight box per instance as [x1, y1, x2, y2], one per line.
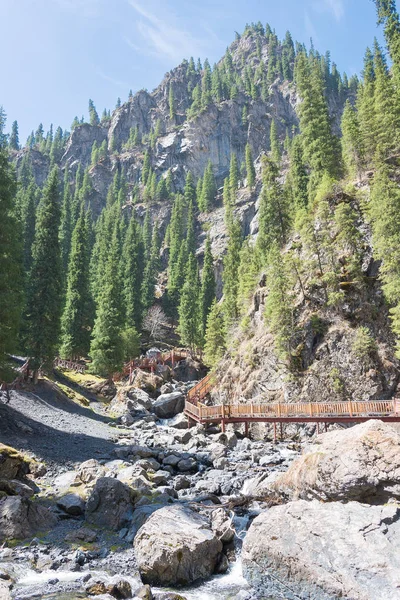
[244, 422, 249, 438]
[317, 422, 320, 435]
[221, 419, 225, 433]
[325, 422, 328, 432]
[273, 422, 277, 443]
[280, 422, 283, 441]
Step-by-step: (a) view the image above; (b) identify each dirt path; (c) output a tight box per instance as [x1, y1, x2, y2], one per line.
[0, 381, 119, 468]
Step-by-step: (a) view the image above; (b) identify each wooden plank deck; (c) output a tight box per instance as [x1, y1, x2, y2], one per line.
[184, 398, 400, 427]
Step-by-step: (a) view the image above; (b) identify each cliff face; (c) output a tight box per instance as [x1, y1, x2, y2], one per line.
[213, 181, 400, 406]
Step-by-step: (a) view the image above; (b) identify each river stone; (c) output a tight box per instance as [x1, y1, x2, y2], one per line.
[76, 459, 106, 485]
[0, 478, 36, 498]
[273, 420, 400, 502]
[0, 496, 57, 541]
[242, 499, 400, 600]
[211, 508, 235, 543]
[57, 493, 85, 516]
[134, 504, 222, 585]
[85, 477, 136, 530]
[152, 392, 184, 418]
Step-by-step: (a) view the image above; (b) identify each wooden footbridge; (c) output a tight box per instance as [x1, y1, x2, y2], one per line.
[185, 373, 400, 437]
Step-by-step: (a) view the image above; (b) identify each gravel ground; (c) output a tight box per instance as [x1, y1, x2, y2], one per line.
[0, 381, 119, 468]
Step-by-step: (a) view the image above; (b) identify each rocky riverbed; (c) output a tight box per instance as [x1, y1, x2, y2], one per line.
[1, 375, 400, 600]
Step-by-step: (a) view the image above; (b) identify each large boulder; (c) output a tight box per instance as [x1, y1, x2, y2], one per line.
[0, 444, 30, 480]
[242, 500, 400, 600]
[0, 496, 57, 541]
[85, 477, 136, 530]
[273, 420, 400, 502]
[152, 392, 185, 419]
[134, 505, 222, 585]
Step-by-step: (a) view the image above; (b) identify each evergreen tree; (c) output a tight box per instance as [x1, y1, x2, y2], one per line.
[200, 237, 216, 336]
[229, 153, 239, 197]
[169, 85, 175, 120]
[237, 239, 260, 309]
[88, 99, 100, 126]
[142, 150, 151, 185]
[264, 244, 294, 359]
[270, 120, 281, 163]
[245, 143, 256, 188]
[9, 121, 19, 151]
[256, 157, 289, 260]
[184, 171, 196, 205]
[373, 38, 399, 158]
[0, 122, 23, 371]
[178, 254, 201, 351]
[25, 168, 63, 371]
[341, 100, 364, 178]
[141, 223, 160, 311]
[223, 217, 242, 326]
[90, 222, 124, 379]
[59, 172, 73, 276]
[59, 209, 93, 359]
[286, 136, 309, 210]
[199, 160, 216, 212]
[203, 300, 226, 367]
[123, 215, 144, 330]
[20, 181, 37, 273]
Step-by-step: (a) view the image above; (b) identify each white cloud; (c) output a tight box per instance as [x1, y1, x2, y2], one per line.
[127, 0, 210, 62]
[315, 0, 345, 22]
[96, 68, 130, 88]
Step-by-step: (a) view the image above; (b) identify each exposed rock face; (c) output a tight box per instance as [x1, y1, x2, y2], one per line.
[152, 392, 185, 419]
[62, 123, 108, 169]
[0, 444, 30, 480]
[242, 500, 400, 600]
[134, 505, 222, 585]
[0, 496, 57, 541]
[85, 477, 136, 530]
[273, 420, 400, 502]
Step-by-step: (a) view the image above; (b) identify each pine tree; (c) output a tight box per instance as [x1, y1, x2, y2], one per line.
[373, 38, 399, 159]
[9, 121, 19, 151]
[245, 143, 256, 188]
[25, 168, 63, 371]
[223, 217, 242, 326]
[256, 157, 289, 261]
[368, 165, 400, 356]
[184, 171, 196, 205]
[59, 172, 73, 277]
[357, 47, 377, 164]
[123, 215, 144, 330]
[286, 136, 309, 210]
[237, 239, 259, 309]
[373, 0, 400, 86]
[141, 223, 160, 311]
[229, 153, 239, 197]
[200, 237, 216, 336]
[270, 120, 281, 163]
[90, 222, 124, 379]
[169, 85, 175, 120]
[88, 99, 100, 126]
[199, 160, 216, 212]
[142, 150, 151, 185]
[341, 100, 364, 178]
[59, 209, 93, 359]
[264, 244, 294, 359]
[18, 180, 38, 274]
[0, 123, 23, 371]
[178, 254, 201, 351]
[203, 300, 226, 367]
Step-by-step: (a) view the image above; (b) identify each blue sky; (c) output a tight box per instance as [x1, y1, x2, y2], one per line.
[1, 0, 392, 142]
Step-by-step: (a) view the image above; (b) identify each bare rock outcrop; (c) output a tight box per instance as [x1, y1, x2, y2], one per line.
[242, 499, 400, 600]
[273, 420, 400, 502]
[0, 496, 57, 541]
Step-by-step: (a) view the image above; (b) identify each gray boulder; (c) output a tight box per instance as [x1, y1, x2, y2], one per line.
[57, 493, 85, 516]
[152, 392, 184, 418]
[0, 496, 57, 541]
[134, 505, 222, 585]
[242, 500, 400, 600]
[85, 477, 136, 530]
[274, 420, 400, 502]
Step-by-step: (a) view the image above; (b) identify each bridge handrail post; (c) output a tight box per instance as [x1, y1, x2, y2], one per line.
[348, 400, 353, 418]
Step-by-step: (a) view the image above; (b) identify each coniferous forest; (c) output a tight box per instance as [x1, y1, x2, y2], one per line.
[1, 0, 400, 385]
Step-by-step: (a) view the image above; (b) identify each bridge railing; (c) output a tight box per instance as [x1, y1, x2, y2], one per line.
[185, 399, 399, 422]
[54, 358, 86, 374]
[187, 372, 216, 403]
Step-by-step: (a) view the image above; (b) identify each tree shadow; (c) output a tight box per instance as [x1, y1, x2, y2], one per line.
[0, 402, 117, 466]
